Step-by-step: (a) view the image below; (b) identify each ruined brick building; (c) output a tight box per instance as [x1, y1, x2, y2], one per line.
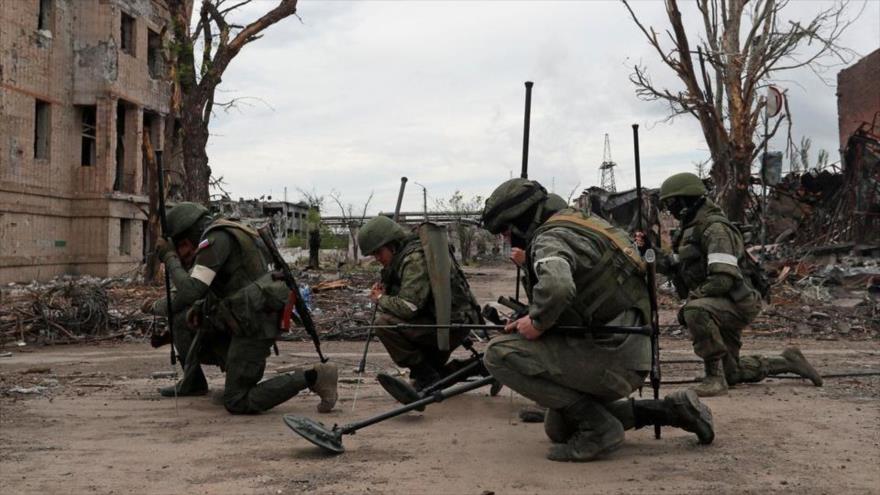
[1, 0, 171, 283]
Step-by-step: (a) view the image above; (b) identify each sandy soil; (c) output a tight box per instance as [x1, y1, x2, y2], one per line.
[1, 267, 879, 494]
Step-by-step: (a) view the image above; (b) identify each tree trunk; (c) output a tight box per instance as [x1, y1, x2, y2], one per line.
[308, 228, 320, 269]
[142, 134, 161, 283]
[180, 100, 211, 203]
[711, 152, 751, 223]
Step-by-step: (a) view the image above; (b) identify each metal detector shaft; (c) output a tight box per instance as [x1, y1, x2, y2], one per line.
[340, 376, 496, 435]
[420, 358, 483, 396]
[660, 371, 880, 385]
[357, 176, 408, 374]
[346, 323, 652, 336]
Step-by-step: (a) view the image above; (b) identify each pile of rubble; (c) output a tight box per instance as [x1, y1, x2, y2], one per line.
[1, 276, 163, 347]
[0, 267, 380, 350]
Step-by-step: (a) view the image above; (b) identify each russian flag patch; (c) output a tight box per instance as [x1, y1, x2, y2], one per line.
[197, 238, 211, 251]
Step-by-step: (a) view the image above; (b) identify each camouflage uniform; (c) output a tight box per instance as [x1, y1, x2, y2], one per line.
[663, 198, 768, 382]
[374, 235, 481, 376]
[481, 180, 714, 462]
[151, 205, 336, 414]
[657, 173, 822, 396]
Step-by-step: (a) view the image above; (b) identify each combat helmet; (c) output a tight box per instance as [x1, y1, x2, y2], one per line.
[481, 178, 549, 236]
[659, 172, 707, 201]
[358, 215, 408, 256]
[165, 202, 210, 239]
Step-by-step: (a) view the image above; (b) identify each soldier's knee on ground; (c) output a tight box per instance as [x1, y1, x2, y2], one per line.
[223, 391, 253, 415]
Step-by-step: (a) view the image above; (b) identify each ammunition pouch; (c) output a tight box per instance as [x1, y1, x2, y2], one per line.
[213, 273, 289, 337]
[729, 279, 754, 303]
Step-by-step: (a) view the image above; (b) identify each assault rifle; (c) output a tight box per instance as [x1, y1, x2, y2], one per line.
[257, 225, 327, 363]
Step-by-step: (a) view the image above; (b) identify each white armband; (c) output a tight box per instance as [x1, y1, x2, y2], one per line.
[707, 253, 738, 267]
[191, 265, 217, 286]
[533, 256, 570, 273]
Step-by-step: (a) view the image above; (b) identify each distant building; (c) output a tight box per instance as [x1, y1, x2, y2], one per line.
[210, 198, 311, 240]
[1, 0, 172, 283]
[837, 48, 880, 151]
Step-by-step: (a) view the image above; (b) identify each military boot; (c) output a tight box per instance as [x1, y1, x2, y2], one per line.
[377, 372, 422, 409]
[519, 405, 547, 423]
[769, 348, 823, 386]
[693, 359, 728, 397]
[158, 365, 209, 397]
[308, 363, 338, 413]
[409, 362, 442, 390]
[544, 408, 576, 444]
[546, 397, 624, 462]
[633, 390, 714, 444]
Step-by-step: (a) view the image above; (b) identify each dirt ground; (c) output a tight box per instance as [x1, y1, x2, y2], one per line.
[1, 267, 879, 494]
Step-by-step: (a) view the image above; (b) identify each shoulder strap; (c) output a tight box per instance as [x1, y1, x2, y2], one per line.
[203, 218, 261, 240]
[202, 219, 267, 275]
[546, 213, 646, 273]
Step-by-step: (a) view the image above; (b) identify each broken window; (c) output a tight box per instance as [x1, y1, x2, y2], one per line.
[114, 102, 127, 191]
[38, 0, 52, 31]
[142, 112, 159, 192]
[120, 12, 135, 56]
[148, 29, 162, 78]
[34, 99, 50, 160]
[79, 105, 97, 166]
[119, 219, 132, 255]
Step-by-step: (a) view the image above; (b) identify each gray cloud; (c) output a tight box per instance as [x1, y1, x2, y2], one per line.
[207, 0, 879, 214]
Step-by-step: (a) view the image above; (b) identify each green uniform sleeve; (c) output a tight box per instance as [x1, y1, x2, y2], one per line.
[701, 223, 742, 279]
[690, 222, 741, 298]
[527, 231, 578, 331]
[164, 230, 233, 312]
[377, 251, 431, 320]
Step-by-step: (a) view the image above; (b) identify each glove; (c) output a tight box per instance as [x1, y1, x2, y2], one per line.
[186, 302, 204, 329]
[155, 237, 175, 261]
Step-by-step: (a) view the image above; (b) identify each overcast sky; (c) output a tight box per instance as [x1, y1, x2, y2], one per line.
[206, 0, 880, 215]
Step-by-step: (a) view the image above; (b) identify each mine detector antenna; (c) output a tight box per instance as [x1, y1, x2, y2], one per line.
[284, 376, 497, 455]
[632, 123, 662, 440]
[351, 177, 408, 410]
[257, 225, 328, 363]
[156, 152, 177, 367]
[514, 81, 534, 304]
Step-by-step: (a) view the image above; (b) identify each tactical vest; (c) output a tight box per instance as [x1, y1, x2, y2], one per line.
[526, 209, 650, 327]
[672, 201, 759, 301]
[200, 219, 282, 339]
[382, 236, 480, 323]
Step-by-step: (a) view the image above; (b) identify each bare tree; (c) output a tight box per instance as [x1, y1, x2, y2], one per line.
[329, 190, 374, 261]
[622, 0, 857, 221]
[433, 191, 484, 264]
[163, 0, 300, 202]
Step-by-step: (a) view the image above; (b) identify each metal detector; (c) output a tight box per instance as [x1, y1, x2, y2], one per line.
[375, 338, 502, 409]
[284, 376, 496, 454]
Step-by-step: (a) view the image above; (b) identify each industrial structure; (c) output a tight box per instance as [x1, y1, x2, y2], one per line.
[599, 133, 617, 193]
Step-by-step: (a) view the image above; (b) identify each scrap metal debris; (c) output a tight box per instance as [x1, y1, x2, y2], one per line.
[1, 277, 162, 346]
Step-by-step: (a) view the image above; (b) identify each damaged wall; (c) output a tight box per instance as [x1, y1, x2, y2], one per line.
[837, 48, 880, 152]
[0, 0, 172, 283]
